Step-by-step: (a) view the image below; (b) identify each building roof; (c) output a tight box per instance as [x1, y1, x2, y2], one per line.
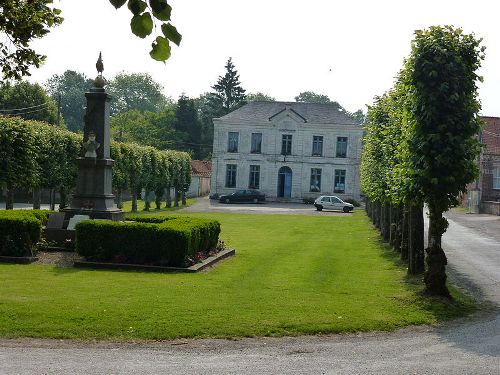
[191, 160, 212, 177]
[215, 101, 359, 125]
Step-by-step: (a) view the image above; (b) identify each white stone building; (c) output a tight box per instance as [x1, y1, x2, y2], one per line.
[211, 101, 363, 202]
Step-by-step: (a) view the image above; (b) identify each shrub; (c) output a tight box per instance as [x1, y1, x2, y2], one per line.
[0, 211, 43, 257]
[344, 198, 361, 207]
[75, 216, 221, 267]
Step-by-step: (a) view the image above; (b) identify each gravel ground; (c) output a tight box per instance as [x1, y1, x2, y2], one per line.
[34, 251, 83, 267]
[0, 202, 498, 374]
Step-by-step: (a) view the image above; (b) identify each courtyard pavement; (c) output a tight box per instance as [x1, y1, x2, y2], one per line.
[0, 201, 499, 374]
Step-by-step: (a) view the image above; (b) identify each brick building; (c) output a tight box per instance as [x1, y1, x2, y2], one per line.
[478, 116, 500, 214]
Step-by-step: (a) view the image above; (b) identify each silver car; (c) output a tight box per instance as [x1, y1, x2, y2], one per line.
[313, 195, 354, 213]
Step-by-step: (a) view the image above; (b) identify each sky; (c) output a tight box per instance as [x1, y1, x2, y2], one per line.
[23, 0, 500, 116]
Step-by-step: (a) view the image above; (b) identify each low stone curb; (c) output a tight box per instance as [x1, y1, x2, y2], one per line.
[0, 256, 39, 264]
[73, 248, 235, 273]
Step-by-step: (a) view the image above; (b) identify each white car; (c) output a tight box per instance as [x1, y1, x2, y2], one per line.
[313, 195, 354, 213]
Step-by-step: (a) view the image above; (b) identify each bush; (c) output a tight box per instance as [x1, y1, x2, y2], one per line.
[0, 210, 43, 257]
[75, 216, 221, 267]
[344, 198, 361, 207]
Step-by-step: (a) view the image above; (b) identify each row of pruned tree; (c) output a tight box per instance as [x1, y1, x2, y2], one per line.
[0, 115, 191, 212]
[361, 26, 484, 298]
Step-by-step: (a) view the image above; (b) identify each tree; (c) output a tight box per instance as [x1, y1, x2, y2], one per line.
[108, 72, 168, 115]
[173, 94, 202, 158]
[0, 0, 63, 80]
[110, 109, 158, 145]
[0, 81, 59, 125]
[212, 57, 246, 112]
[246, 92, 275, 102]
[45, 70, 94, 132]
[405, 26, 484, 297]
[194, 92, 227, 159]
[294, 91, 333, 104]
[0, 0, 180, 80]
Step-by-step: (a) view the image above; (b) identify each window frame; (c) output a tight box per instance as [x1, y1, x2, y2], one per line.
[250, 133, 262, 154]
[312, 135, 323, 156]
[225, 164, 237, 188]
[310, 168, 322, 192]
[249, 165, 261, 189]
[227, 132, 239, 153]
[336, 136, 348, 158]
[281, 134, 292, 155]
[334, 169, 346, 193]
[493, 167, 500, 189]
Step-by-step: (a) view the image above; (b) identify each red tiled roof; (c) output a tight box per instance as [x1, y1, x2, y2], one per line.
[191, 160, 212, 177]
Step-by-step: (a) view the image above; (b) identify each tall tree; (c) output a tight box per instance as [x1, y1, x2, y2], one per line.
[405, 26, 484, 297]
[0, 0, 181, 80]
[194, 92, 226, 159]
[108, 72, 168, 115]
[173, 94, 202, 158]
[45, 70, 94, 132]
[0, 81, 59, 124]
[295, 91, 333, 104]
[246, 92, 275, 102]
[212, 57, 246, 112]
[0, 0, 63, 80]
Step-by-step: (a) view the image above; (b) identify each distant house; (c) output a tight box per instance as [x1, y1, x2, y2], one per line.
[186, 160, 211, 198]
[210, 101, 363, 201]
[477, 116, 500, 214]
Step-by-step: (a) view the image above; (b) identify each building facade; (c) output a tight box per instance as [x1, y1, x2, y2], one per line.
[479, 116, 500, 214]
[211, 102, 363, 202]
[186, 160, 212, 198]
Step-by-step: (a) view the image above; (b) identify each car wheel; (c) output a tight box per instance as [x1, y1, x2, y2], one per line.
[343, 206, 350, 213]
[252, 198, 258, 204]
[316, 205, 323, 211]
[225, 198, 230, 204]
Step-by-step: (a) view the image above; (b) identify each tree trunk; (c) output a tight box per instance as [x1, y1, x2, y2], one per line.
[400, 204, 409, 260]
[131, 187, 138, 213]
[49, 189, 56, 211]
[382, 203, 391, 241]
[181, 191, 187, 206]
[424, 204, 451, 297]
[408, 203, 425, 274]
[33, 188, 41, 210]
[143, 189, 151, 211]
[374, 201, 381, 228]
[391, 204, 401, 251]
[58, 187, 68, 209]
[155, 188, 163, 210]
[174, 188, 179, 207]
[165, 187, 172, 208]
[116, 189, 123, 209]
[6, 183, 14, 210]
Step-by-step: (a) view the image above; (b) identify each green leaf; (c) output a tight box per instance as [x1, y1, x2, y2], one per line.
[150, 36, 171, 61]
[128, 0, 147, 16]
[109, 0, 127, 8]
[130, 13, 153, 38]
[149, 0, 172, 21]
[161, 23, 181, 46]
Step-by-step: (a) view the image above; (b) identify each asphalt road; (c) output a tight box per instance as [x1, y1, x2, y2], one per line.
[0, 204, 499, 374]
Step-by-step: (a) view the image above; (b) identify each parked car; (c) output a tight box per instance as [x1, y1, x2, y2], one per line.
[219, 189, 266, 204]
[313, 195, 354, 213]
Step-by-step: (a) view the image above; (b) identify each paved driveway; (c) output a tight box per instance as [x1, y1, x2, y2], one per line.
[0, 206, 499, 374]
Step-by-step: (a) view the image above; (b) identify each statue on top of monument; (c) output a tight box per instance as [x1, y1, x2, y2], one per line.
[94, 52, 106, 88]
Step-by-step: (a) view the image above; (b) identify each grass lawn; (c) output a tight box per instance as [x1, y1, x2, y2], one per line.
[0, 210, 474, 340]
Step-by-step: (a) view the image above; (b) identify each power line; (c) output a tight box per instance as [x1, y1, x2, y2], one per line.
[2, 107, 50, 116]
[0, 102, 48, 113]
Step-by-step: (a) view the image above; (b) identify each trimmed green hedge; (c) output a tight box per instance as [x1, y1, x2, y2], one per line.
[0, 210, 48, 257]
[75, 216, 221, 267]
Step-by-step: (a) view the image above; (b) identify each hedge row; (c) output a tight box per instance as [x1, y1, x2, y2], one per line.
[75, 216, 220, 267]
[0, 210, 51, 257]
[0, 115, 191, 210]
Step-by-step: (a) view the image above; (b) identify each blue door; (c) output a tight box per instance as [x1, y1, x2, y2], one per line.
[278, 166, 292, 198]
